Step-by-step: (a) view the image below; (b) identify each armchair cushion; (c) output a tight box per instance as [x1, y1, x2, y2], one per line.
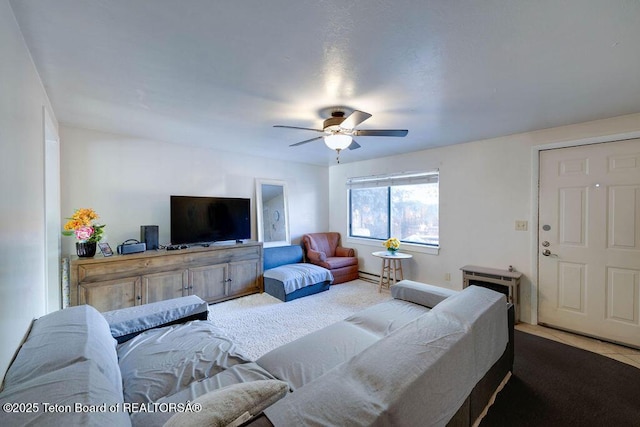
[303, 232, 340, 257]
[323, 256, 358, 269]
[302, 232, 359, 284]
[302, 233, 356, 266]
[305, 248, 327, 263]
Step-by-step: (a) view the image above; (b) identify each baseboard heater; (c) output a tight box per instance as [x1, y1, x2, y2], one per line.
[359, 271, 380, 284]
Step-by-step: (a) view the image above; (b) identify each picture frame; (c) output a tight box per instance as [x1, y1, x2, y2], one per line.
[98, 242, 114, 257]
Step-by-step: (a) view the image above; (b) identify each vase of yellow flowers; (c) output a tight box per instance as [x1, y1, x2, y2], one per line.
[383, 237, 401, 254]
[62, 208, 105, 258]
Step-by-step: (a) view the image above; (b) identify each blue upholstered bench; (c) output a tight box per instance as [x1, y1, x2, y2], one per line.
[263, 245, 333, 302]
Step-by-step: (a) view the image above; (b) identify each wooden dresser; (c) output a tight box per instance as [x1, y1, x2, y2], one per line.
[70, 241, 263, 312]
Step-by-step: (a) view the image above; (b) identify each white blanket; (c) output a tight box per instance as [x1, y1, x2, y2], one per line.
[264, 286, 508, 426]
[263, 263, 333, 294]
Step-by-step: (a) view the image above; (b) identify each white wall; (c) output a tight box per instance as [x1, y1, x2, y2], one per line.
[329, 113, 640, 324]
[0, 0, 58, 376]
[60, 126, 329, 256]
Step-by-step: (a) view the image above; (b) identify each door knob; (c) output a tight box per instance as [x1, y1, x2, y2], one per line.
[541, 249, 558, 257]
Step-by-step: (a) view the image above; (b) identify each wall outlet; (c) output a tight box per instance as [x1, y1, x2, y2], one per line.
[444, 272, 451, 281]
[515, 220, 528, 231]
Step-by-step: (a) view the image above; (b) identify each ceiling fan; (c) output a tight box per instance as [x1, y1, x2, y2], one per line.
[274, 108, 408, 162]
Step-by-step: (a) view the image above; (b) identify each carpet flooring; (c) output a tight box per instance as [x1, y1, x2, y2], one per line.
[208, 280, 391, 360]
[209, 284, 640, 426]
[480, 330, 640, 427]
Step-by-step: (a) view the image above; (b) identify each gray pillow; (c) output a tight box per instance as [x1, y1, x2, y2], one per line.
[2, 305, 122, 396]
[163, 380, 289, 427]
[391, 280, 458, 308]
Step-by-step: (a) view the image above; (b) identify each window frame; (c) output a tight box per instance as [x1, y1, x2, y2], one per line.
[346, 171, 440, 254]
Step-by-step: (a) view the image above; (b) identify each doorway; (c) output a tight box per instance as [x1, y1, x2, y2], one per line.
[538, 139, 640, 348]
[44, 108, 61, 313]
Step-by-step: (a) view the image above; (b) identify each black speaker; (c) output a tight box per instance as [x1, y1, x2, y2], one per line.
[140, 225, 159, 250]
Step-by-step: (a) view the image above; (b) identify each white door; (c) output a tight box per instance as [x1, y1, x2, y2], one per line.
[538, 139, 640, 348]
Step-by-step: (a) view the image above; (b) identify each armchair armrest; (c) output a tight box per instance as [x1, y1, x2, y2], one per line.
[102, 295, 208, 343]
[335, 246, 355, 257]
[306, 248, 327, 262]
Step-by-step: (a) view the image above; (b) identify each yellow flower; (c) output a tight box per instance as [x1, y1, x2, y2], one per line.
[73, 208, 99, 225]
[383, 237, 400, 251]
[62, 208, 105, 243]
[63, 219, 83, 231]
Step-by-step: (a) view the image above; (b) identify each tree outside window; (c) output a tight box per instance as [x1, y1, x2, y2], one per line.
[348, 172, 439, 247]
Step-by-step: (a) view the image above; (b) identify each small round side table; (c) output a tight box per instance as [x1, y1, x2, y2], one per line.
[372, 251, 413, 292]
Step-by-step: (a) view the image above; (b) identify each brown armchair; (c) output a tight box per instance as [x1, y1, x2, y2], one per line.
[302, 232, 359, 284]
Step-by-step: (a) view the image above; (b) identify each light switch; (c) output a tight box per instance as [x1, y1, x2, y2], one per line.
[515, 220, 528, 231]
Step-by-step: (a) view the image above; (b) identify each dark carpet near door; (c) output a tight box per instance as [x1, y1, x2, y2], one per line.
[480, 330, 640, 427]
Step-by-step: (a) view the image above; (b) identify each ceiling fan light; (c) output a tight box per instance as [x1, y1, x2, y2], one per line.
[324, 134, 352, 150]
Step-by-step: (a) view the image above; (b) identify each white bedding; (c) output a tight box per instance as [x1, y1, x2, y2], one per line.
[264, 286, 508, 426]
[263, 263, 333, 295]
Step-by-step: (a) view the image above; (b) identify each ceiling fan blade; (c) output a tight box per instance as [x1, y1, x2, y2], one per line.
[274, 125, 325, 133]
[353, 129, 408, 137]
[289, 136, 324, 147]
[348, 140, 361, 150]
[339, 110, 372, 130]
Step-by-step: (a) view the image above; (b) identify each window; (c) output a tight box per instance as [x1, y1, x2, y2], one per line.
[348, 171, 439, 247]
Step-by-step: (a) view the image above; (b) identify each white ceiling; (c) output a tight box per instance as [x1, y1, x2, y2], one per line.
[10, 0, 640, 166]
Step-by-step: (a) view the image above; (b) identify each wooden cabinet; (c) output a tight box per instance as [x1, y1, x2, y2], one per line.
[228, 259, 261, 297]
[70, 242, 263, 312]
[78, 276, 141, 312]
[189, 264, 227, 302]
[142, 269, 187, 304]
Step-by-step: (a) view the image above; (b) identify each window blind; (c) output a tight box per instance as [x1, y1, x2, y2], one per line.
[346, 170, 439, 189]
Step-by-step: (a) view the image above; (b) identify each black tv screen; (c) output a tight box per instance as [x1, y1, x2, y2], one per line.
[170, 196, 251, 244]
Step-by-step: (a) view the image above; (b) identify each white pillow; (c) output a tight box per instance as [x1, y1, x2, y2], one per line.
[163, 380, 289, 427]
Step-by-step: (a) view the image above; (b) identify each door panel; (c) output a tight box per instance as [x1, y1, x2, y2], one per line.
[557, 261, 586, 313]
[190, 264, 227, 302]
[539, 139, 640, 348]
[228, 259, 260, 297]
[142, 269, 187, 304]
[79, 277, 141, 312]
[559, 187, 587, 245]
[608, 185, 640, 248]
[606, 267, 639, 324]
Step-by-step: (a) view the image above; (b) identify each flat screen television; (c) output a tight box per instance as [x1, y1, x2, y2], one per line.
[170, 196, 251, 244]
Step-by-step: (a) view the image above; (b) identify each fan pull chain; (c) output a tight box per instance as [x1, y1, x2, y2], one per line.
[336, 149, 341, 163]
